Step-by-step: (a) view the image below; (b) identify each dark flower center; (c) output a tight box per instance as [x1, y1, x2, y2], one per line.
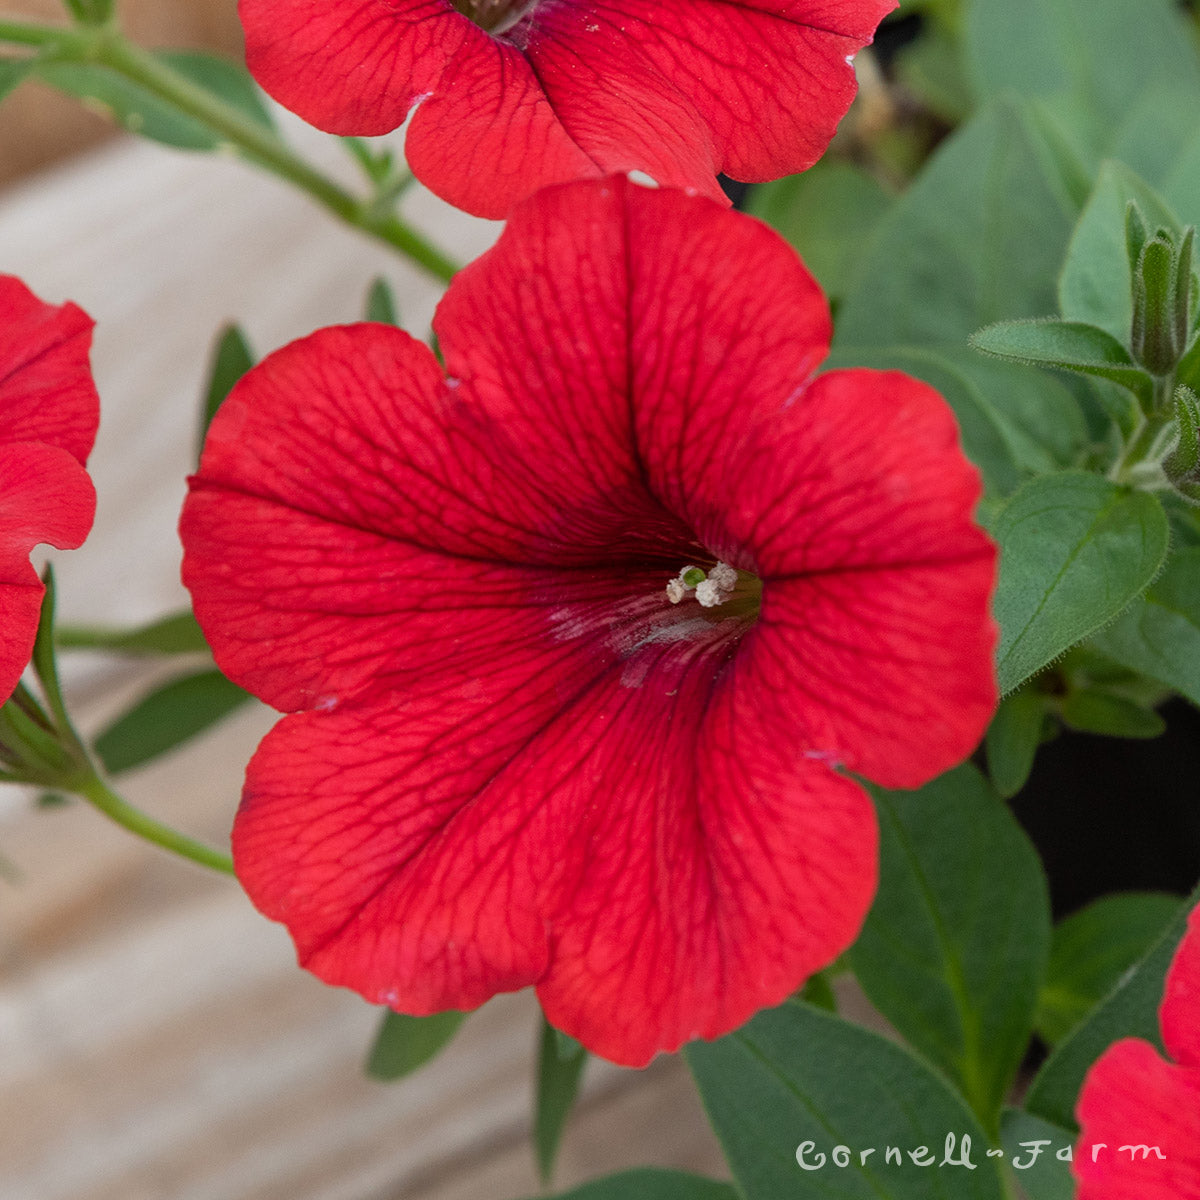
[451, 0, 534, 34]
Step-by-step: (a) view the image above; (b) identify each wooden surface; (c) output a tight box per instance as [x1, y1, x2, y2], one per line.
[0, 129, 726, 1197]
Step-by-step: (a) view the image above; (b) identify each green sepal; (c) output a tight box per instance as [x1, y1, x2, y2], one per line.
[1173, 226, 1194, 350]
[365, 1009, 466, 1081]
[534, 1016, 589, 1182]
[364, 277, 399, 326]
[198, 324, 254, 458]
[0, 691, 78, 780]
[1164, 384, 1200, 483]
[1125, 201, 1149, 272]
[342, 136, 394, 186]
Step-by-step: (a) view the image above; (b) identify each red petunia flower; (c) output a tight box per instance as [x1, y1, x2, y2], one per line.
[181, 177, 996, 1066]
[1076, 902, 1200, 1198]
[239, 0, 897, 218]
[0, 275, 99, 704]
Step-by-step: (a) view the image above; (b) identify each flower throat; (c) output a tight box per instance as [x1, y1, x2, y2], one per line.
[451, 0, 535, 34]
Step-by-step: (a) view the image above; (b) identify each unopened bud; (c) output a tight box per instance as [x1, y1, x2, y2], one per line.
[1165, 386, 1200, 485]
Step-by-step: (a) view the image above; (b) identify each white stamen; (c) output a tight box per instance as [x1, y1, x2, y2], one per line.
[665, 560, 739, 608]
[708, 561, 738, 592]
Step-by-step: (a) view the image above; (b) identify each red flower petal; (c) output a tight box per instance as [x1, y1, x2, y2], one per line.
[524, 0, 895, 187]
[234, 615, 876, 1066]
[1162, 903, 1200, 1070]
[434, 177, 832, 477]
[0, 276, 99, 702]
[182, 320, 696, 710]
[239, 0, 471, 136]
[184, 179, 994, 1063]
[0, 275, 98, 465]
[1076, 1039, 1200, 1199]
[238, 0, 895, 215]
[0, 442, 96, 700]
[673, 369, 996, 789]
[405, 34, 601, 220]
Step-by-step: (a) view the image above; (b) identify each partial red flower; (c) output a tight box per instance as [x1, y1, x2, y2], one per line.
[181, 177, 995, 1066]
[0, 275, 99, 703]
[239, 0, 897, 218]
[1076, 902, 1200, 1198]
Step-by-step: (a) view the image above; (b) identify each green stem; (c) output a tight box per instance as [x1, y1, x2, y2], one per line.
[74, 770, 236, 875]
[0, 17, 457, 282]
[1109, 410, 1175, 486]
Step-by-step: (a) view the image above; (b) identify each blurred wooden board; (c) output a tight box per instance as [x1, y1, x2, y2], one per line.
[0, 131, 726, 1197]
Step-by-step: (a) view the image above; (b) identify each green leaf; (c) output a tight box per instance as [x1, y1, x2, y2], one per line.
[364, 277, 400, 326]
[970, 320, 1153, 407]
[1059, 162, 1182, 344]
[36, 50, 273, 152]
[964, 0, 1200, 156]
[836, 98, 1082, 349]
[532, 1170, 736, 1200]
[849, 765, 1050, 1128]
[1058, 690, 1165, 739]
[985, 686, 1047, 798]
[1090, 547, 1200, 706]
[686, 1000, 1006, 1200]
[1162, 126, 1200, 228]
[0, 56, 34, 102]
[57, 611, 210, 655]
[1025, 881, 1200, 1130]
[94, 669, 252, 774]
[156, 50, 275, 132]
[999, 1109, 1076, 1199]
[989, 473, 1170, 695]
[1036, 892, 1182, 1046]
[823, 344, 1086, 497]
[535, 1017, 589, 1182]
[1106, 81, 1200, 193]
[364, 1009, 466, 1082]
[749, 161, 893, 303]
[198, 324, 254, 455]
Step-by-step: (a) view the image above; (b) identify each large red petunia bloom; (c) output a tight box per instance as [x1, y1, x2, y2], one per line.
[240, 0, 897, 218]
[1076, 902, 1200, 1198]
[0, 275, 99, 704]
[181, 178, 996, 1066]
